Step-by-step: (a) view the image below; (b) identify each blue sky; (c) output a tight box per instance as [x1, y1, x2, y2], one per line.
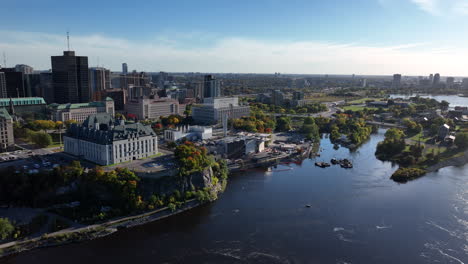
[2, 0, 468, 75]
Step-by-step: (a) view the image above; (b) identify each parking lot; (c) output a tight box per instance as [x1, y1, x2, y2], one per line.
[0, 149, 74, 174]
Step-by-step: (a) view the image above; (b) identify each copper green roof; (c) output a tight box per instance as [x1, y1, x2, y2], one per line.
[0, 97, 46, 107]
[0, 108, 12, 120]
[51, 99, 113, 110]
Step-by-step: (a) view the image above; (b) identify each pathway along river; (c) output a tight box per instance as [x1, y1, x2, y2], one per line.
[3, 129, 468, 264]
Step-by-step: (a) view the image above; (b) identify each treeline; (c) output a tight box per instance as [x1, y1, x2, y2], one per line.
[0, 147, 229, 224]
[375, 128, 427, 167]
[230, 111, 276, 133]
[250, 102, 327, 114]
[300, 114, 374, 145]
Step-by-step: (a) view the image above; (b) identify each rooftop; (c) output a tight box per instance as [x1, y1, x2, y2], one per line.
[50, 98, 113, 110]
[0, 97, 46, 107]
[67, 113, 156, 145]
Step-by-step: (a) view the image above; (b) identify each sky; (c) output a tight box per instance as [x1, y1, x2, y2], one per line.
[1, 0, 468, 75]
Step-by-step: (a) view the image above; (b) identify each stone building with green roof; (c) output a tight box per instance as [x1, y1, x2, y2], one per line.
[64, 113, 158, 165]
[49, 97, 114, 123]
[0, 108, 14, 152]
[0, 97, 47, 118]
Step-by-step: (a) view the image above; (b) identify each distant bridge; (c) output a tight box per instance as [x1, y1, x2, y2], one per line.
[366, 121, 405, 129]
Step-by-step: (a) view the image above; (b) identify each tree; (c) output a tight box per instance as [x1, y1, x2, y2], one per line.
[0, 217, 14, 240]
[64, 119, 78, 128]
[330, 125, 341, 141]
[115, 113, 126, 120]
[440, 100, 450, 111]
[301, 117, 320, 141]
[455, 132, 468, 149]
[174, 142, 211, 177]
[30, 132, 52, 148]
[403, 118, 422, 135]
[384, 128, 405, 141]
[276, 116, 291, 132]
[55, 121, 64, 129]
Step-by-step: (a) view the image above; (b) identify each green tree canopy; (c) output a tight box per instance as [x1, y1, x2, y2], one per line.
[0, 217, 14, 240]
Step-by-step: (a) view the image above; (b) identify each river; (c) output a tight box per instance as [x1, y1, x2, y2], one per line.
[2, 129, 468, 264]
[390, 94, 468, 108]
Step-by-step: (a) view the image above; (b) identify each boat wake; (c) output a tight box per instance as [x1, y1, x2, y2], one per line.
[376, 225, 392, 230]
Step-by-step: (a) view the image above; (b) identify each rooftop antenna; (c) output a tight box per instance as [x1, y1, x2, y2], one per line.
[67, 31, 70, 51]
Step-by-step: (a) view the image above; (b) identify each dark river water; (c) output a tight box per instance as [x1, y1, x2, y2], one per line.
[3, 129, 468, 264]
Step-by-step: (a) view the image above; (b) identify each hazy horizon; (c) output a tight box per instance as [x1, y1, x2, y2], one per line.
[3, 0, 468, 76]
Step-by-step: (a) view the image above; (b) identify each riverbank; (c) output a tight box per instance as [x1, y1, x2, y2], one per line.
[390, 149, 468, 182]
[426, 149, 468, 173]
[0, 199, 203, 258]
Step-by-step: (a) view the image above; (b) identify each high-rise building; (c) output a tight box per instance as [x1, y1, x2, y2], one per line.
[446, 77, 455, 89]
[0, 68, 26, 97]
[429, 74, 434, 83]
[111, 71, 150, 90]
[361, 78, 367, 88]
[392, 74, 402, 89]
[187, 81, 203, 101]
[14, 64, 34, 74]
[23, 73, 41, 97]
[192, 97, 250, 125]
[122, 63, 128, 75]
[272, 90, 285, 105]
[40, 72, 54, 104]
[104, 89, 127, 111]
[156, 71, 169, 88]
[89, 67, 111, 101]
[203, 75, 221, 98]
[0, 73, 6, 98]
[462, 78, 468, 90]
[433, 73, 440, 86]
[51, 51, 89, 104]
[292, 91, 304, 100]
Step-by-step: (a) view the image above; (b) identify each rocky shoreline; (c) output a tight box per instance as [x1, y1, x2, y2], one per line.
[426, 150, 468, 173]
[0, 199, 204, 258]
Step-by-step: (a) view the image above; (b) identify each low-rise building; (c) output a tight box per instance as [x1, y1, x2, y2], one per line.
[64, 113, 158, 165]
[438, 124, 450, 140]
[0, 108, 14, 152]
[50, 97, 115, 123]
[164, 125, 213, 142]
[209, 134, 267, 159]
[192, 97, 250, 125]
[125, 97, 182, 120]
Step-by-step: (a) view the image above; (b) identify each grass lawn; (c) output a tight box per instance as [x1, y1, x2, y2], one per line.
[342, 105, 377, 111]
[347, 97, 383, 104]
[306, 94, 350, 102]
[408, 132, 433, 143]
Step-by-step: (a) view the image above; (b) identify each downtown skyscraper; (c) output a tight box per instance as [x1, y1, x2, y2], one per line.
[203, 75, 221, 98]
[51, 51, 89, 104]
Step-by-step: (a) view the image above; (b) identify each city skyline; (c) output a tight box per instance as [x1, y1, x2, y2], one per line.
[2, 0, 468, 75]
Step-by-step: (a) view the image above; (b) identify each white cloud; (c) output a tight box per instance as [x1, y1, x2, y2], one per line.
[411, 0, 440, 15]
[409, 0, 468, 16]
[0, 30, 468, 76]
